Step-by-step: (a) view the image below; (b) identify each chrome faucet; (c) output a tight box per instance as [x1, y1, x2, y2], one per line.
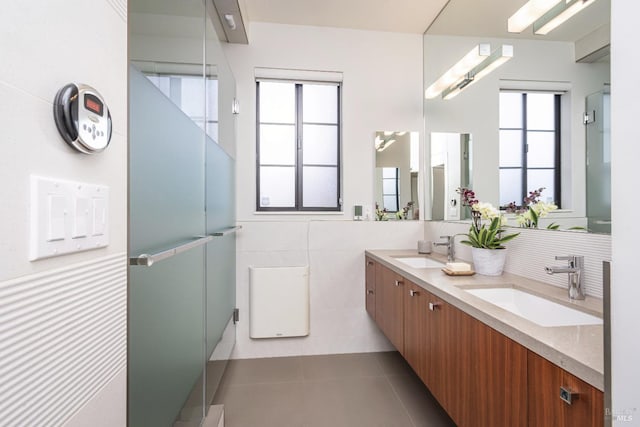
[545, 255, 585, 300]
[433, 235, 456, 262]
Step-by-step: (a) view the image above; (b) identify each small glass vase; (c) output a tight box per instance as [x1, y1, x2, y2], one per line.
[471, 247, 507, 276]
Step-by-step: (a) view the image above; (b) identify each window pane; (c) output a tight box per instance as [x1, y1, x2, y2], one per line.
[527, 131, 555, 167]
[302, 124, 338, 165]
[382, 167, 397, 179]
[500, 169, 522, 206]
[259, 166, 295, 207]
[383, 179, 397, 194]
[303, 166, 337, 208]
[527, 93, 555, 131]
[499, 130, 523, 167]
[206, 79, 219, 124]
[527, 170, 556, 203]
[383, 196, 398, 212]
[303, 84, 338, 124]
[259, 124, 296, 165]
[179, 76, 205, 118]
[499, 92, 522, 128]
[259, 82, 295, 124]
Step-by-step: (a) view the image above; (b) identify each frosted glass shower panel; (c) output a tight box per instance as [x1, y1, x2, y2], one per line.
[129, 66, 206, 426]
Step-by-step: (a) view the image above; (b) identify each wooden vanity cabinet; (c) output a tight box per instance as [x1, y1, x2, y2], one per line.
[364, 257, 601, 427]
[528, 351, 604, 427]
[365, 257, 376, 319]
[422, 294, 527, 427]
[374, 263, 405, 352]
[403, 280, 428, 378]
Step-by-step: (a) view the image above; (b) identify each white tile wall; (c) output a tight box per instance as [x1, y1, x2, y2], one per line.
[233, 220, 424, 359]
[425, 221, 611, 298]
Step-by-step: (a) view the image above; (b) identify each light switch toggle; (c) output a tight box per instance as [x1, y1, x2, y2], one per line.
[47, 195, 66, 241]
[73, 197, 90, 238]
[92, 198, 106, 236]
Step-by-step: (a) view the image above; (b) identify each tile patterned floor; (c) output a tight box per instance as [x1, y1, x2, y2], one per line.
[212, 351, 455, 427]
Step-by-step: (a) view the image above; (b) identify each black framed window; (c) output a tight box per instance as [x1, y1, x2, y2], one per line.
[499, 91, 561, 207]
[256, 80, 341, 211]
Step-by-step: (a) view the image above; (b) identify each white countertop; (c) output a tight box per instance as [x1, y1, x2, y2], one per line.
[365, 249, 604, 391]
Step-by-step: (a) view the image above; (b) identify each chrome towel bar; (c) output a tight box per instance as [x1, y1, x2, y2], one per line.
[129, 225, 242, 267]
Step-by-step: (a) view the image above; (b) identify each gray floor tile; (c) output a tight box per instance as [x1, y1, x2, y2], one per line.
[303, 376, 414, 427]
[218, 356, 304, 386]
[300, 352, 384, 381]
[213, 382, 306, 427]
[386, 374, 455, 427]
[213, 352, 455, 427]
[375, 351, 416, 377]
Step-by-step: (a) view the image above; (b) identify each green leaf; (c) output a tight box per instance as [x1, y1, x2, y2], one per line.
[530, 207, 539, 227]
[547, 222, 560, 230]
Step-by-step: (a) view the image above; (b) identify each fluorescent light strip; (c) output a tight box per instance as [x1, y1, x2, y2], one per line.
[508, 0, 562, 33]
[442, 45, 514, 100]
[424, 44, 491, 99]
[533, 0, 596, 35]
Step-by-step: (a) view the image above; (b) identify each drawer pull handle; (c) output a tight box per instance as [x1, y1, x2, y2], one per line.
[394, 280, 404, 287]
[409, 290, 420, 297]
[428, 302, 441, 311]
[560, 387, 579, 405]
[367, 289, 374, 295]
[367, 261, 374, 266]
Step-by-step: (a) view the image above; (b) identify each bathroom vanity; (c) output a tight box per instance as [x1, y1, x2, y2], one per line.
[365, 250, 604, 427]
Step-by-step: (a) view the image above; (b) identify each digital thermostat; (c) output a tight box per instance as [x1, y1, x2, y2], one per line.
[53, 83, 112, 154]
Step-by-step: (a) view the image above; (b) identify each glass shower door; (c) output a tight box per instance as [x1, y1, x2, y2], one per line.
[585, 88, 611, 234]
[128, 67, 206, 427]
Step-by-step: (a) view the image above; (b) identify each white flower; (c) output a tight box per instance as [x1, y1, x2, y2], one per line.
[472, 202, 500, 220]
[531, 201, 558, 218]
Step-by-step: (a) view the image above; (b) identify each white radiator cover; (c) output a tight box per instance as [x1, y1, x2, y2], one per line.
[249, 266, 310, 339]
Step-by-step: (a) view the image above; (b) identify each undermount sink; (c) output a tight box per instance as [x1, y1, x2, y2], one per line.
[464, 287, 602, 327]
[392, 256, 445, 269]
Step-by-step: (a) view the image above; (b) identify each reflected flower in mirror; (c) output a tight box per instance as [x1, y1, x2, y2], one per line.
[504, 187, 558, 229]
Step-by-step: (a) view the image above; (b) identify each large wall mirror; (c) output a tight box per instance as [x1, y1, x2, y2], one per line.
[424, 0, 611, 234]
[374, 131, 421, 220]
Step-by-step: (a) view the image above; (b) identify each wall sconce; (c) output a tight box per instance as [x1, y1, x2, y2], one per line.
[534, 0, 596, 35]
[441, 45, 514, 100]
[424, 44, 491, 99]
[508, 0, 563, 33]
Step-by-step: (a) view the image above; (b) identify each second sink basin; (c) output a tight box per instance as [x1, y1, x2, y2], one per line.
[464, 287, 602, 327]
[392, 256, 445, 269]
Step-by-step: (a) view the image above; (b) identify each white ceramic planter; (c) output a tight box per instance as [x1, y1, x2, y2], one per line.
[471, 247, 507, 276]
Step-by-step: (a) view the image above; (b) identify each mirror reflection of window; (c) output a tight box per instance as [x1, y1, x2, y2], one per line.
[499, 91, 561, 207]
[382, 167, 400, 212]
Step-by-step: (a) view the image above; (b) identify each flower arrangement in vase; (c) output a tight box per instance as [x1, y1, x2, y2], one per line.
[456, 188, 519, 275]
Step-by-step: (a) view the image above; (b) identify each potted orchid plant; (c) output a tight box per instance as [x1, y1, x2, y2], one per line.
[457, 188, 519, 275]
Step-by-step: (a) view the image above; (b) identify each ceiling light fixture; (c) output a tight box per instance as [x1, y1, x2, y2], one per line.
[424, 44, 491, 99]
[442, 45, 514, 100]
[533, 0, 596, 35]
[507, 0, 562, 33]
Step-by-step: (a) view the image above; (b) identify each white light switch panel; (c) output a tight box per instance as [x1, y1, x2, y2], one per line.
[30, 175, 109, 261]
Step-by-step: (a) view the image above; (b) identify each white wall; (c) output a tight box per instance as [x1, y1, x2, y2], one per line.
[610, 2, 640, 425]
[424, 35, 610, 219]
[223, 23, 424, 358]
[0, 1, 127, 425]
